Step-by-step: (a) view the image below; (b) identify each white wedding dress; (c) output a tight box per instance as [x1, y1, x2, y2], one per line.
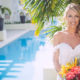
[53, 42, 80, 80]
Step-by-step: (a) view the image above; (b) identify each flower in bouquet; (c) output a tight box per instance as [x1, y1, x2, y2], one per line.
[66, 66, 80, 80]
[59, 57, 80, 80]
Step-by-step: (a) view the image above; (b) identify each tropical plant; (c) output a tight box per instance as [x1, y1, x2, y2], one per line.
[0, 5, 11, 31]
[44, 25, 62, 39]
[23, 0, 80, 37]
[0, 5, 11, 18]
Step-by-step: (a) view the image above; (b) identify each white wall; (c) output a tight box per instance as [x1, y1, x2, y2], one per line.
[0, 0, 20, 23]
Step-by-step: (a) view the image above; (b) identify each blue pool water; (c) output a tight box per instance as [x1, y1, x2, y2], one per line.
[0, 30, 46, 80]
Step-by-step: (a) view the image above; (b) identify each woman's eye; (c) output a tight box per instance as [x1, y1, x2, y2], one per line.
[75, 16, 79, 18]
[68, 15, 72, 17]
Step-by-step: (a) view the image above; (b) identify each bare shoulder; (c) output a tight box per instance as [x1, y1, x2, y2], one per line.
[52, 31, 65, 46]
[54, 31, 64, 38]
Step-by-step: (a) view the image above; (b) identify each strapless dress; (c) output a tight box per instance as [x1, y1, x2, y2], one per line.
[53, 43, 80, 80]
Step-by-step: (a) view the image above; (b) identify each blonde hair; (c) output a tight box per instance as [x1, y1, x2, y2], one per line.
[64, 3, 80, 34]
[64, 3, 80, 18]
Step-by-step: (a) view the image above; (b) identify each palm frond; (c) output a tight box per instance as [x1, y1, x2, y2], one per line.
[44, 25, 62, 39]
[22, 0, 80, 37]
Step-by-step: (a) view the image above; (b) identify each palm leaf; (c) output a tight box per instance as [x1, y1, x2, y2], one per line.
[23, 0, 80, 37]
[44, 25, 62, 39]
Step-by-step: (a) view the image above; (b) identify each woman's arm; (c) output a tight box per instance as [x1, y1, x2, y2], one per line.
[53, 49, 61, 72]
[52, 32, 62, 72]
[53, 49, 64, 80]
[53, 32, 63, 80]
[53, 32, 61, 72]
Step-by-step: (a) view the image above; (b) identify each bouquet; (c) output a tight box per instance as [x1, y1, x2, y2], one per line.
[59, 57, 80, 80]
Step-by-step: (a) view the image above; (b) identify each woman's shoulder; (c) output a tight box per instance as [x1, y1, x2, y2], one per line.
[53, 30, 65, 38]
[53, 31, 66, 46]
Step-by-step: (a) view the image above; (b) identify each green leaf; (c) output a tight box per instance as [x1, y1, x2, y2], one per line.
[24, 0, 80, 37]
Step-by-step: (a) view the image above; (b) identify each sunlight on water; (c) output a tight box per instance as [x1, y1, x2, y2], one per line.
[0, 31, 55, 80]
[33, 39, 54, 80]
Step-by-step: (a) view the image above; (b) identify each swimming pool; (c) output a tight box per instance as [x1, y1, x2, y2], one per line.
[0, 30, 46, 80]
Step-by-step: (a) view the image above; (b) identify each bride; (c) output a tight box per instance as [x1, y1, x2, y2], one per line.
[53, 3, 80, 80]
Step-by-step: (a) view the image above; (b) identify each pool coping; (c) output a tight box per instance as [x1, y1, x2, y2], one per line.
[0, 30, 27, 48]
[0, 24, 36, 48]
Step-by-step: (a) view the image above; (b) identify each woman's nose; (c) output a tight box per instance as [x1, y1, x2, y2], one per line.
[72, 17, 76, 22]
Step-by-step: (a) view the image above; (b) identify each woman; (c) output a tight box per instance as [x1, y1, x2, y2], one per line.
[53, 3, 80, 80]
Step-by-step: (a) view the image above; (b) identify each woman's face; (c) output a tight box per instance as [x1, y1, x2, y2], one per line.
[66, 9, 80, 29]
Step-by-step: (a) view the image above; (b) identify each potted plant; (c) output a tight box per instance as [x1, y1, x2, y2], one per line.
[20, 11, 26, 23]
[0, 5, 11, 40]
[0, 5, 11, 31]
